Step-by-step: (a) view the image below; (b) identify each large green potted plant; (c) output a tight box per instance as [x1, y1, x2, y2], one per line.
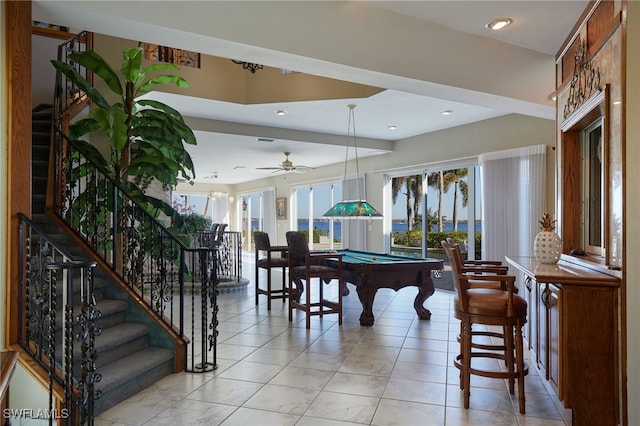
[51, 45, 196, 222]
[52, 45, 196, 185]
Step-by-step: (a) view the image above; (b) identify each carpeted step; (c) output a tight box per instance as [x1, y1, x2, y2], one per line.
[85, 322, 152, 368]
[32, 138, 50, 160]
[32, 120, 52, 134]
[55, 322, 154, 373]
[94, 347, 175, 415]
[54, 299, 127, 331]
[32, 104, 53, 114]
[32, 105, 53, 215]
[32, 194, 46, 215]
[32, 176, 48, 195]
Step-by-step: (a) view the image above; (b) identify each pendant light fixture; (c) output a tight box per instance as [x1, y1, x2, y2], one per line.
[323, 104, 383, 219]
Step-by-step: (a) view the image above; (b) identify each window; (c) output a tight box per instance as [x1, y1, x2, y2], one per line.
[293, 182, 342, 250]
[172, 192, 229, 224]
[390, 174, 423, 256]
[582, 119, 604, 255]
[388, 165, 480, 260]
[238, 192, 262, 251]
[425, 167, 478, 260]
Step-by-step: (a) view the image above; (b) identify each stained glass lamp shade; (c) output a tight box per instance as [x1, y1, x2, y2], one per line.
[323, 200, 383, 218]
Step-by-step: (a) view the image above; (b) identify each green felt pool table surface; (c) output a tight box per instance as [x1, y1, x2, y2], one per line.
[336, 249, 441, 264]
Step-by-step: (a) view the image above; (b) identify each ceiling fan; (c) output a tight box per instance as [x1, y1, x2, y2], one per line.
[256, 151, 315, 173]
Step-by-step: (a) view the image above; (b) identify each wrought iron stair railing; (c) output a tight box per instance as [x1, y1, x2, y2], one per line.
[51, 32, 220, 374]
[18, 213, 99, 425]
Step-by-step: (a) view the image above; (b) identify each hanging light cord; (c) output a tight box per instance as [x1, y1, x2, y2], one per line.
[344, 104, 362, 200]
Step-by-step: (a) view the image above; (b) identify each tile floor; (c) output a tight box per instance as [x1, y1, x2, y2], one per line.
[95, 254, 570, 426]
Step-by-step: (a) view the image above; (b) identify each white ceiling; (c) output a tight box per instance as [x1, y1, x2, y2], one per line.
[33, 0, 589, 185]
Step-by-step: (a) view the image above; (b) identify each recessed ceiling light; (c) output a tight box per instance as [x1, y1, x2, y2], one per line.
[388, 125, 398, 130]
[441, 110, 453, 116]
[276, 110, 287, 116]
[485, 18, 512, 31]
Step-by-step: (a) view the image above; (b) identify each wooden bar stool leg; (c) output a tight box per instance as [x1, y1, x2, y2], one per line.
[306, 280, 312, 329]
[462, 320, 472, 408]
[338, 278, 343, 325]
[281, 266, 287, 303]
[288, 276, 294, 322]
[516, 324, 526, 414]
[267, 269, 272, 310]
[320, 278, 325, 318]
[458, 322, 464, 390]
[255, 263, 259, 306]
[505, 325, 515, 394]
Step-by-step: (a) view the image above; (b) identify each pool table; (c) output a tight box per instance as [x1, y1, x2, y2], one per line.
[330, 250, 444, 326]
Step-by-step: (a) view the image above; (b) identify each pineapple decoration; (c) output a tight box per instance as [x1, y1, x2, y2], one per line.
[533, 213, 562, 264]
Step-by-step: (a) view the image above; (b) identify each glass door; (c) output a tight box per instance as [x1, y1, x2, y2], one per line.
[239, 192, 262, 251]
[293, 181, 342, 250]
[425, 166, 477, 261]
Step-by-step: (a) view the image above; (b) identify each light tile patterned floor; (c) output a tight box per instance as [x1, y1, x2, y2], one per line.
[95, 254, 570, 426]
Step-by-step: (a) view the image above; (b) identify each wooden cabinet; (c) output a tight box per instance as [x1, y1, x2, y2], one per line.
[506, 256, 620, 426]
[513, 268, 543, 375]
[536, 280, 548, 378]
[535, 281, 561, 395]
[513, 268, 533, 348]
[547, 283, 561, 397]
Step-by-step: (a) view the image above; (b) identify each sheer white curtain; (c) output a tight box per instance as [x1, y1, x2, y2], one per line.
[479, 145, 546, 262]
[209, 192, 229, 225]
[341, 175, 367, 250]
[262, 188, 276, 239]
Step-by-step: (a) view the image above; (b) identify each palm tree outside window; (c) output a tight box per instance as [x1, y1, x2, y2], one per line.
[390, 165, 479, 260]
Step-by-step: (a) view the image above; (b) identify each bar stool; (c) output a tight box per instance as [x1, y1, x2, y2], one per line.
[286, 231, 344, 329]
[443, 241, 529, 414]
[254, 231, 289, 310]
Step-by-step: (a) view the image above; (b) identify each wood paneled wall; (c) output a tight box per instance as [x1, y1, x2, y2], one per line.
[554, 1, 627, 424]
[556, 0, 625, 270]
[4, 0, 32, 345]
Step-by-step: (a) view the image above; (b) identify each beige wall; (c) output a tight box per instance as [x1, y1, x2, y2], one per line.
[92, 34, 382, 107]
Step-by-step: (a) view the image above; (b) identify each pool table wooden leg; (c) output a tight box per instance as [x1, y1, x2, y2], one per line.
[355, 285, 377, 326]
[414, 273, 435, 320]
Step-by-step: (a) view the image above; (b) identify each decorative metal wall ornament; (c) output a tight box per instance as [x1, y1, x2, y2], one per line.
[563, 39, 602, 120]
[231, 60, 264, 73]
[143, 43, 201, 68]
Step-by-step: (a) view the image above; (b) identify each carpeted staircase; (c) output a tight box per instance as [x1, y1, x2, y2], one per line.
[31, 105, 176, 414]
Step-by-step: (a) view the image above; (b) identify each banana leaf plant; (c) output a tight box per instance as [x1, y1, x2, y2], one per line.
[51, 46, 199, 282]
[51, 45, 196, 195]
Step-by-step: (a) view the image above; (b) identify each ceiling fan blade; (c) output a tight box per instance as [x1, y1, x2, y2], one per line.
[291, 165, 315, 172]
[256, 167, 284, 171]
